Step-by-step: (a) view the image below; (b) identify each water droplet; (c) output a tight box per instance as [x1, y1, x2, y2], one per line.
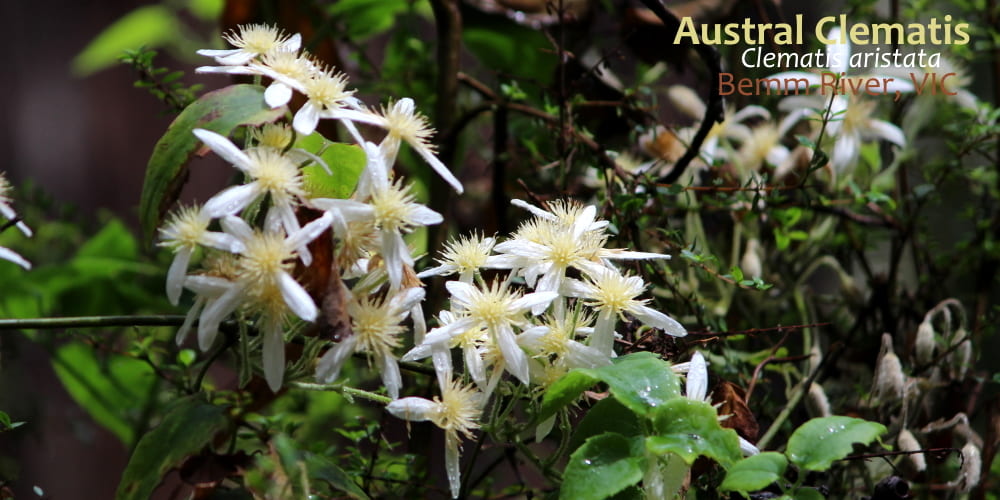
[583, 459, 593, 466]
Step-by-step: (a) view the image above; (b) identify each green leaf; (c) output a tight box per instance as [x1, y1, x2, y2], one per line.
[786, 416, 886, 471]
[570, 397, 643, 451]
[116, 398, 228, 500]
[73, 6, 179, 75]
[139, 84, 285, 241]
[539, 352, 681, 421]
[719, 452, 788, 494]
[646, 398, 743, 468]
[463, 23, 557, 85]
[790, 487, 826, 500]
[327, 0, 412, 40]
[51, 342, 157, 445]
[560, 433, 645, 500]
[305, 450, 371, 499]
[187, 0, 223, 20]
[296, 136, 367, 199]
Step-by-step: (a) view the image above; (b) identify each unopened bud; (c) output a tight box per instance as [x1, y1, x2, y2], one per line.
[951, 443, 981, 492]
[947, 327, 972, 380]
[873, 334, 905, 403]
[740, 238, 762, 279]
[806, 383, 832, 417]
[915, 321, 936, 365]
[897, 429, 926, 472]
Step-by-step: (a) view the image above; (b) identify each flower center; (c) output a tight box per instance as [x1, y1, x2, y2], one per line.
[239, 231, 293, 286]
[350, 297, 404, 356]
[224, 24, 290, 55]
[246, 150, 302, 201]
[370, 179, 418, 233]
[304, 70, 352, 110]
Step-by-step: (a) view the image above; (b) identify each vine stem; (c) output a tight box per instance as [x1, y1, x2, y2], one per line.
[290, 381, 392, 405]
[0, 315, 187, 330]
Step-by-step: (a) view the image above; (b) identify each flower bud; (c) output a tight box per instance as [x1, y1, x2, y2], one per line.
[915, 321, 936, 365]
[873, 334, 905, 403]
[740, 238, 763, 279]
[897, 429, 926, 472]
[947, 327, 972, 380]
[806, 383, 832, 417]
[951, 442, 981, 492]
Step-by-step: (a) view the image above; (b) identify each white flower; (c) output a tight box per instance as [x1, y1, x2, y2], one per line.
[518, 315, 611, 378]
[333, 98, 463, 193]
[386, 378, 483, 499]
[564, 268, 686, 356]
[666, 85, 772, 166]
[314, 286, 425, 399]
[197, 24, 301, 66]
[766, 27, 912, 177]
[417, 233, 508, 283]
[157, 205, 243, 305]
[312, 143, 442, 290]
[420, 280, 557, 384]
[403, 309, 493, 391]
[197, 213, 332, 391]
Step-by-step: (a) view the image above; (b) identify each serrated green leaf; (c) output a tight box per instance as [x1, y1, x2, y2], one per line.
[73, 6, 179, 76]
[719, 452, 788, 494]
[560, 433, 645, 500]
[786, 416, 886, 471]
[139, 84, 285, 242]
[115, 398, 228, 500]
[539, 352, 680, 422]
[51, 342, 157, 445]
[646, 398, 743, 468]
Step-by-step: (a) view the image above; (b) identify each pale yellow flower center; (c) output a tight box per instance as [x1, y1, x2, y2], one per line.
[223, 24, 291, 55]
[350, 297, 404, 356]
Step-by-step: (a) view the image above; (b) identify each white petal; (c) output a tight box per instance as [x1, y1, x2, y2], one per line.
[193, 128, 251, 169]
[686, 352, 708, 401]
[175, 297, 204, 345]
[197, 48, 239, 58]
[414, 145, 463, 194]
[432, 347, 452, 390]
[731, 105, 771, 123]
[204, 183, 260, 218]
[215, 51, 257, 66]
[0, 246, 30, 270]
[279, 272, 317, 321]
[495, 325, 529, 384]
[511, 291, 558, 315]
[287, 212, 333, 250]
[264, 82, 293, 108]
[262, 322, 286, 392]
[445, 432, 462, 499]
[386, 397, 438, 422]
[867, 120, 906, 147]
[199, 231, 245, 253]
[390, 286, 427, 312]
[590, 312, 617, 356]
[220, 215, 255, 243]
[401, 342, 435, 362]
[630, 305, 687, 337]
[825, 27, 850, 74]
[379, 352, 402, 400]
[510, 199, 556, 221]
[198, 284, 243, 351]
[183, 275, 232, 295]
[831, 133, 860, 174]
[739, 437, 760, 456]
[293, 101, 321, 136]
[464, 344, 487, 388]
[445, 281, 476, 307]
[565, 343, 613, 369]
[315, 336, 358, 383]
[195, 65, 259, 76]
[166, 247, 193, 306]
[410, 205, 444, 226]
[283, 33, 302, 52]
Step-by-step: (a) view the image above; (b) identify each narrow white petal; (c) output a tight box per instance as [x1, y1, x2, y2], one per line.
[445, 432, 462, 498]
[198, 231, 245, 253]
[867, 120, 906, 147]
[193, 128, 251, 169]
[215, 51, 257, 66]
[220, 215, 255, 243]
[386, 397, 437, 422]
[382, 232, 404, 290]
[198, 284, 243, 351]
[175, 297, 205, 345]
[445, 281, 476, 307]
[410, 205, 444, 226]
[0, 246, 30, 270]
[415, 145, 463, 194]
[495, 325, 530, 384]
[379, 352, 402, 400]
[510, 199, 556, 221]
[197, 48, 240, 58]
[825, 27, 850, 74]
[283, 33, 302, 52]
[630, 305, 687, 337]
[391, 287, 427, 312]
[590, 312, 617, 356]
[511, 291, 558, 315]
[262, 322, 286, 392]
[731, 105, 771, 123]
[287, 212, 333, 250]
[687, 352, 708, 401]
[183, 275, 233, 295]
[832, 133, 860, 174]
[431, 347, 452, 390]
[566, 343, 613, 369]
[166, 247, 193, 306]
[204, 183, 260, 218]
[739, 437, 761, 456]
[279, 272, 317, 321]
[315, 336, 358, 383]
[464, 344, 487, 388]
[401, 342, 435, 362]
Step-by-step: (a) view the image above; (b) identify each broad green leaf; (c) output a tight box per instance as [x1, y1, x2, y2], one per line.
[791, 487, 826, 500]
[646, 398, 743, 468]
[139, 84, 285, 241]
[73, 6, 179, 75]
[51, 342, 157, 445]
[570, 397, 643, 451]
[786, 416, 886, 471]
[719, 452, 788, 494]
[463, 23, 557, 85]
[539, 352, 681, 421]
[560, 433, 645, 500]
[296, 135, 367, 199]
[187, 0, 223, 20]
[116, 398, 228, 500]
[270, 434, 370, 499]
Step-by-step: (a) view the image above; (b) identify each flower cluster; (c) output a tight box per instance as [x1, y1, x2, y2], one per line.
[164, 24, 687, 498]
[0, 172, 32, 270]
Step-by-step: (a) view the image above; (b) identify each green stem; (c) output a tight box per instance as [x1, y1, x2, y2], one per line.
[0, 315, 187, 330]
[290, 381, 392, 405]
